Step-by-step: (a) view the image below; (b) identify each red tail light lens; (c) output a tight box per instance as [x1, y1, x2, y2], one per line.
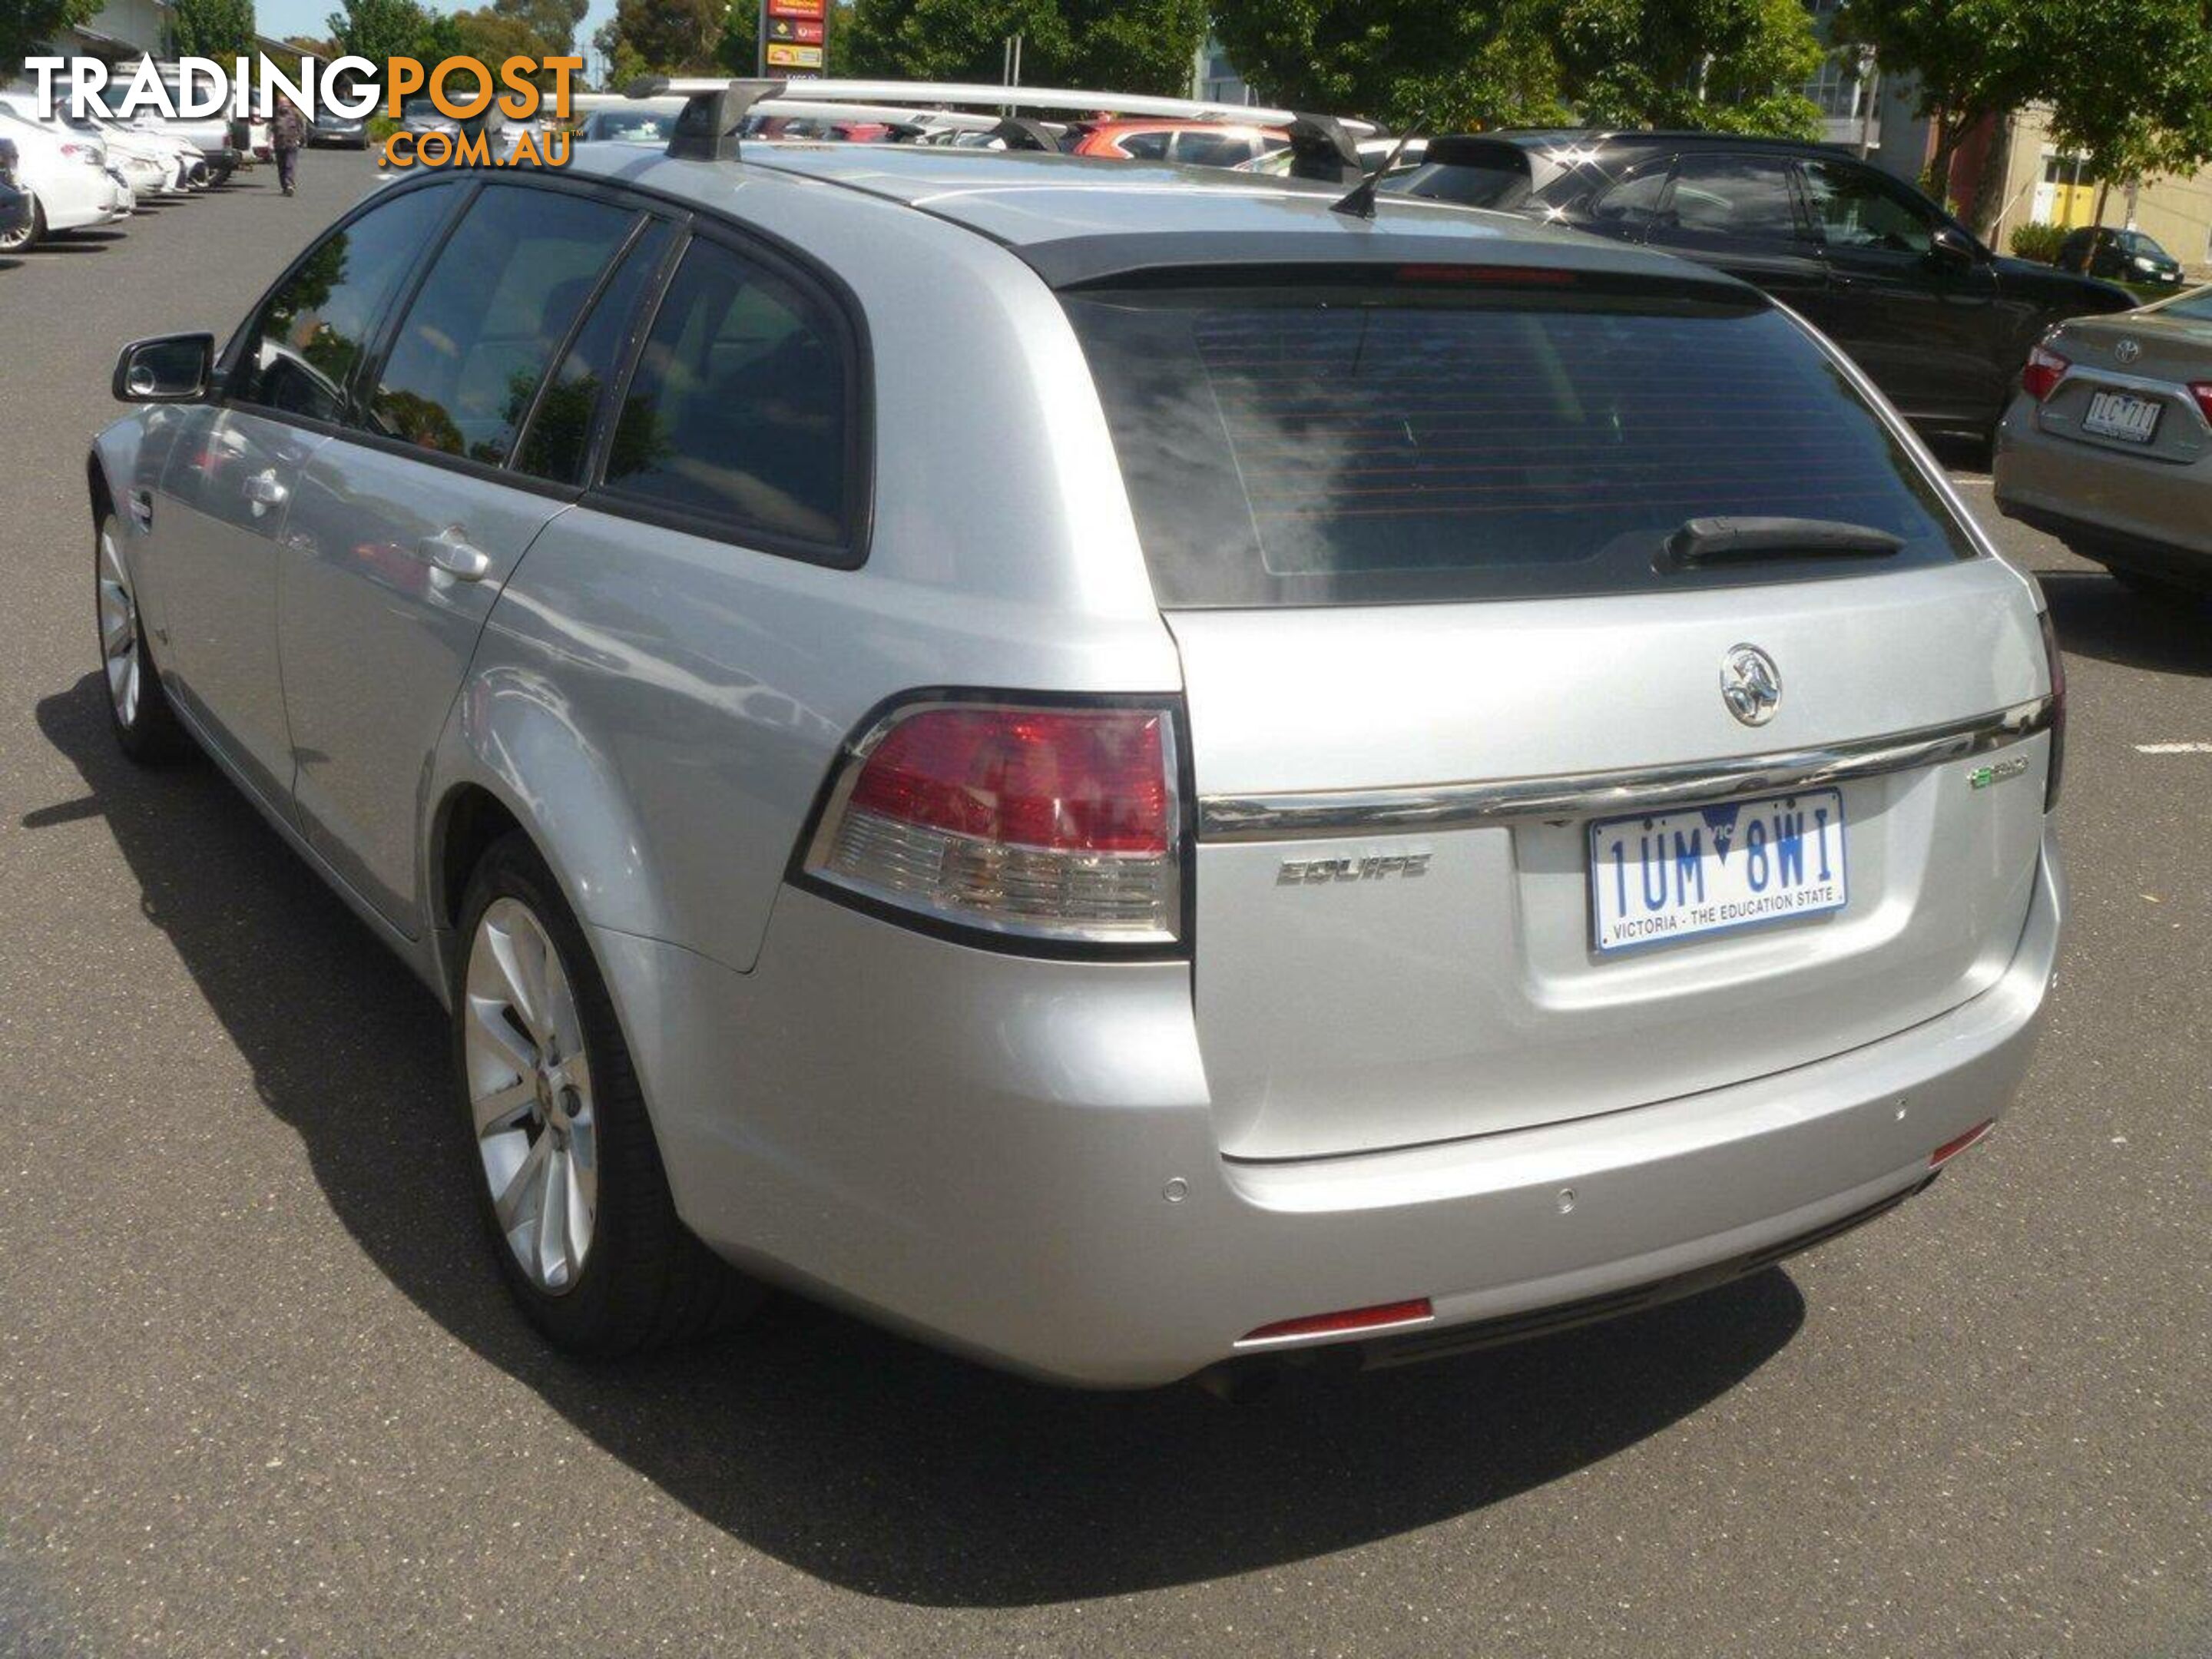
[806, 700, 1181, 944]
[2022, 344, 2068, 402]
[2191, 382, 2212, 425]
[2038, 606, 2065, 811]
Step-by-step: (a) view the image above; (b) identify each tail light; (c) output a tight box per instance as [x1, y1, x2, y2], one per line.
[2038, 606, 2065, 811]
[60, 141, 101, 165]
[803, 699, 1183, 947]
[2022, 343, 2068, 402]
[2190, 382, 2212, 425]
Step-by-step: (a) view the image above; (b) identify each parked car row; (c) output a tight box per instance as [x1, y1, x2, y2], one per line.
[0, 83, 257, 253]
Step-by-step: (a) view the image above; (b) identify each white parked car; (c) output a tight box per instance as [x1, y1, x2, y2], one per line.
[0, 92, 187, 197]
[0, 104, 128, 250]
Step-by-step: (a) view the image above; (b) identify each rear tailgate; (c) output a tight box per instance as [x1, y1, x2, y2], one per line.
[1067, 264, 2054, 1161]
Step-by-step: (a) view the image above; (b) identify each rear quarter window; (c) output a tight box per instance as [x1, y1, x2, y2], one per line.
[1065, 274, 1977, 606]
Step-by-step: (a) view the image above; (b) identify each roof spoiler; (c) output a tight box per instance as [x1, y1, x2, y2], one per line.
[628, 76, 1378, 161]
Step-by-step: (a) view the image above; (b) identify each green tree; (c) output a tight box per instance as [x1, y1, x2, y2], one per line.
[840, 0, 1206, 95]
[1213, 0, 1819, 131]
[594, 0, 723, 74]
[2, 0, 101, 83]
[327, 0, 436, 61]
[172, 0, 260, 58]
[493, 0, 588, 57]
[1831, 0, 2044, 205]
[2039, 0, 2212, 227]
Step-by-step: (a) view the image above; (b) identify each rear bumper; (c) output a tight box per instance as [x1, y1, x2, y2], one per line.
[598, 826, 2063, 1389]
[1995, 393, 2212, 578]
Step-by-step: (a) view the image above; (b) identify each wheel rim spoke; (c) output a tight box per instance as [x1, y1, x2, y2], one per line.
[98, 529, 140, 726]
[464, 895, 598, 1296]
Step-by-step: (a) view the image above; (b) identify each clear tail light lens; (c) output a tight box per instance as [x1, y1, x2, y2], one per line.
[803, 700, 1183, 946]
[2022, 343, 2068, 402]
[2038, 606, 2065, 811]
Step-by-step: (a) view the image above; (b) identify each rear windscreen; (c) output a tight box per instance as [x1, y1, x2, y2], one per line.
[1065, 279, 1979, 606]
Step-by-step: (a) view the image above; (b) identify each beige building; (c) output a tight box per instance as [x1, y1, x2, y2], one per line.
[1974, 106, 2212, 275]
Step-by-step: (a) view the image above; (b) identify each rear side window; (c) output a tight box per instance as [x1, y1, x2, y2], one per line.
[1116, 131, 1171, 161]
[1065, 276, 1976, 607]
[514, 219, 675, 485]
[1663, 154, 1803, 241]
[368, 185, 637, 462]
[601, 238, 853, 553]
[230, 184, 456, 422]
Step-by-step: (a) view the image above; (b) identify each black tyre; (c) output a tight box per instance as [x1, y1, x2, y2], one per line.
[453, 833, 761, 1354]
[96, 512, 194, 763]
[2106, 565, 2204, 607]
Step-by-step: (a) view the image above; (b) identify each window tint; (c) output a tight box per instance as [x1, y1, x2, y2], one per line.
[1801, 159, 1940, 254]
[1116, 131, 1170, 160]
[1066, 280, 1975, 606]
[1663, 154, 1802, 241]
[368, 186, 636, 462]
[1172, 130, 1256, 167]
[603, 239, 851, 549]
[231, 185, 455, 422]
[515, 220, 674, 485]
[1590, 167, 1674, 230]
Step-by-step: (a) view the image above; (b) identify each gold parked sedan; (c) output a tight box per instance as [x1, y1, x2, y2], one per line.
[1995, 285, 2212, 596]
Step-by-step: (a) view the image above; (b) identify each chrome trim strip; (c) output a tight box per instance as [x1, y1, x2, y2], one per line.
[1198, 697, 2055, 843]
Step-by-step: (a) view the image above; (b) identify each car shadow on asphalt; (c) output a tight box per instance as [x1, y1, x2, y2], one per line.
[2038, 568, 2212, 678]
[31, 671, 1806, 1606]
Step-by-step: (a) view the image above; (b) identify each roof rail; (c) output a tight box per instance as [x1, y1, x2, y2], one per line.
[629, 76, 1379, 160]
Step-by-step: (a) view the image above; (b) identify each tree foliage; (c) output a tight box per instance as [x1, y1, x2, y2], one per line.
[591, 0, 724, 76]
[326, 0, 456, 63]
[839, 0, 1208, 95]
[1839, 0, 2212, 214]
[1, 0, 100, 82]
[171, 0, 260, 58]
[1210, 0, 1820, 134]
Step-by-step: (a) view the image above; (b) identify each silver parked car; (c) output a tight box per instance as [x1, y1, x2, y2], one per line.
[1994, 286, 2212, 596]
[90, 84, 2065, 1389]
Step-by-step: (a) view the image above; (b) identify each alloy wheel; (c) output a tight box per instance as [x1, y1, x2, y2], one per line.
[97, 523, 141, 727]
[463, 897, 598, 1294]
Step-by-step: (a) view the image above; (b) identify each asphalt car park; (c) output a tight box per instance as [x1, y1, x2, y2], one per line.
[1, 147, 2206, 1657]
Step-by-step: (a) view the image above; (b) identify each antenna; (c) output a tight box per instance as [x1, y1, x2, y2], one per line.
[1330, 118, 1424, 220]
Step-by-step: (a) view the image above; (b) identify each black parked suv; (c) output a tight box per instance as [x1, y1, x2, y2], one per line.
[1384, 131, 2136, 439]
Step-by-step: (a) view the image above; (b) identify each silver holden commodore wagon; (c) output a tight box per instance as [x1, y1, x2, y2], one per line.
[90, 83, 2065, 1389]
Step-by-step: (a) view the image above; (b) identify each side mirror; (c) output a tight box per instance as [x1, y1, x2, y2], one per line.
[1930, 225, 1985, 266]
[112, 333, 214, 403]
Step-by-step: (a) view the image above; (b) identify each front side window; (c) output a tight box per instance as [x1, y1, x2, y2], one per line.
[602, 239, 853, 551]
[367, 185, 637, 462]
[1661, 154, 1804, 242]
[230, 184, 456, 422]
[1801, 159, 1942, 255]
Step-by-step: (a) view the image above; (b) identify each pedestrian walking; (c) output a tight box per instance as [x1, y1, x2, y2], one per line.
[271, 96, 307, 197]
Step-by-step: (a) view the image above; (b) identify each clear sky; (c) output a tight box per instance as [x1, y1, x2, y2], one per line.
[253, 0, 621, 76]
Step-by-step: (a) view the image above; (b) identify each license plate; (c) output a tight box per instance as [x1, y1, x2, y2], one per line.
[2082, 390, 2161, 444]
[1588, 789, 1847, 953]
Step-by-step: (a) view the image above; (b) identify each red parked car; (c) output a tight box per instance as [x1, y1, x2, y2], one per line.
[1064, 119, 1288, 168]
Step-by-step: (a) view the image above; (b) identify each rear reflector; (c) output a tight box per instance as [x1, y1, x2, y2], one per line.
[1237, 1298, 1435, 1346]
[1929, 1119, 1996, 1167]
[804, 699, 1182, 945]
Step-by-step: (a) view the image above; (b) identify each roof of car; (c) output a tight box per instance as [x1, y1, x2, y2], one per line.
[562, 140, 1749, 290]
[1445, 128, 1848, 157]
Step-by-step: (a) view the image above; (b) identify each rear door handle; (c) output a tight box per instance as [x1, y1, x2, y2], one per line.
[128, 488, 154, 530]
[418, 528, 493, 582]
[243, 469, 288, 508]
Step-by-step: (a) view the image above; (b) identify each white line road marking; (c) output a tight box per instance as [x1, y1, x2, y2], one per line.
[2134, 742, 2212, 754]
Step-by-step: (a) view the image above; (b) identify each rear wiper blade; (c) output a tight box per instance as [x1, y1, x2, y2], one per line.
[1657, 516, 1904, 573]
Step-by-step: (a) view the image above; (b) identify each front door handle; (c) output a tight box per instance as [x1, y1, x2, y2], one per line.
[242, 469, 288, 508]
[418, 528, 493, 582]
